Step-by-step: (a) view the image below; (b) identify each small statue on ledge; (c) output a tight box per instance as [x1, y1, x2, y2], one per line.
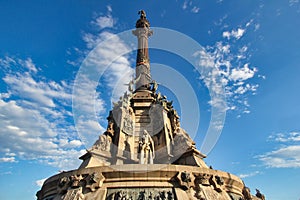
[138, 10, 146, 19]
[139, 130, 155, 164]
[255, 189, 265, 200]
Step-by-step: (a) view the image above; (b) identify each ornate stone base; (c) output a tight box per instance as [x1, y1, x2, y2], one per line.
[37, 164, 253, 200]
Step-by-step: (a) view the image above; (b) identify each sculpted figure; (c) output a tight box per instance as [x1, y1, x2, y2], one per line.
[150, 80, 158, 92]
[255, 189, 265, 200]
[138, 10, 146, 19]
[159, 191, 167, 200]
[137, 190, 146, 200]
[92, 133, 112, 152]
[181, 171, 191, 183]
[139, 130, 155, 164]
[242, 187, 252, 200]
[169, 109, 180, 132]
[70, 175, 81, 188]
[122, 107, 135, 135]
[148, 192, 154, 200]
[106, 111, 115, 137]
[167, 191, 174, 200]
[58, 176, 69, 188]
[115, 190, 122, 200]
[126, 79, 134, 93]
[106, 121, 114, 136]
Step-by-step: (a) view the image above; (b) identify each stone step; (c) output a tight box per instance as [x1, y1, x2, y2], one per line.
[134, 125, 150, 131]
[134, 125, 150, 130]
[134, 109, 150, 115]
[135, 116, 150, 122]
[135, 119, 151, 123]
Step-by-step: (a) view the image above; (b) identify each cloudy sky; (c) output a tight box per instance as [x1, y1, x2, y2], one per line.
[0, 1, 300, 200]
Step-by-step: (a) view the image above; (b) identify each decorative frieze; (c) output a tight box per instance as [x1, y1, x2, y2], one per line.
[57, 172, 105, 195]
[106, 188, 175, 200]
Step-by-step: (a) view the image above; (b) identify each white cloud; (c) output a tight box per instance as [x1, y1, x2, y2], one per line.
[239, 170, 261, 178]
[5, 152, 16, 157]
[94, 15, 114, 29]
[182, 0, 200, 13]
[38, 149, 86, 169]
[35, 178, 47, 187]
[239, 46, 248, 53]
[72, 34, 133, 145]
[223, 28, 245, 40]
[82, 31, 133, 98]
[217, 14, 228, 27]
[193, 35, 256, 130]
[0, 56, 16, 67]
[3, 74, 67, 108]
[222, 31, 231, 39]
[269, 131, 300, 142]
[73, 74, 105, 118]
[196, 49, 215, 68]
[229, 64, 257, 82]
[0, 56, 84, 170]
[182, 0, 188, 10]
[245, 19, 253, 27]
[191, 6, 200, 13]
[72, 11, 134, 147]
[19, 58, 38, 73]
[58, 139, 83, 148]
[69, 139, 83, 147]
[0, 10, 133, 170]
[0, 171, 12, 175]
[0, 99, 55, 137]
[289, 0, 299, 6]
[107, 5, 112, 12]
[259, 131, 300, 168]
[232, 28, 245, 39]
[259, 145, 300, 168]
[254, 24, 260, 31]
[92, 6, 114, 29]
[1, 57, 72, 109]
[195, 39, 259, 114]
[0, 157, 17, 163]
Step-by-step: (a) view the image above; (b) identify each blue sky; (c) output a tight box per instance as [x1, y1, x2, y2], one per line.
[0, 1, 300, 199]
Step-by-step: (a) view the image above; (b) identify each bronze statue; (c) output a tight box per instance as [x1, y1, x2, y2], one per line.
[138, 10, 146, 19]
[255, 189, 265, 200]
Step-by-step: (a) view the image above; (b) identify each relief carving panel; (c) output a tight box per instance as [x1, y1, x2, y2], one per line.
[106, 188, 175, 200]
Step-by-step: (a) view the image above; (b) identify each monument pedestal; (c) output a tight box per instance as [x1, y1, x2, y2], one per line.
[37, 164, 251, 200]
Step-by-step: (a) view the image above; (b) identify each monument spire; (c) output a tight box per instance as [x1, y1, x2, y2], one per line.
[133, 10, 153, 90]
